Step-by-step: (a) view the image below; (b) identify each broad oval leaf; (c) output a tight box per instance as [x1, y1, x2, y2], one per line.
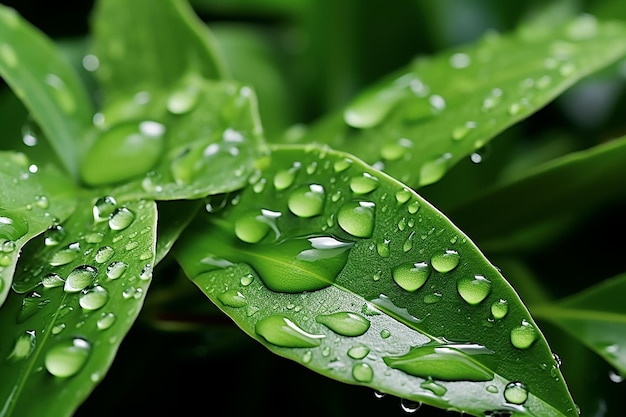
[0, 197, 157, 417]
[532, 273, 626, 378]
[298, 15, 626, 188]
[175, 144, 577, 417]
[0, 151, 77, 306]
[0, 5, 95, 178]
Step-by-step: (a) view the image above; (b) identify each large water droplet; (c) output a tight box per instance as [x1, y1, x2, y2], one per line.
[109, 207, 135, 231]
[93, 196, 117, 222]
[503, 381, 528, 405]
[419, 153, 452, 186]
[376, 238, 390, 257]
[218, 289, 247, 308]
[45, 338, 91, 377]
[337, 201, 375, 238]
[79, 286, 109, 311]
[350, 173, 379, 195]
[430, 250, 460, 273]
[400, 399, 422, 414]
[95, 246, 115, 264]
[288, 184, 326, 218]
[510, 320, 538, 349]
[80, 120, 165, 186]
[255, 314, 325, 348]
[347, 345, 370, 360]
[234, 209, 280, 244]
[457, 275, 491, 305]
[491, 299, 509, 319]
[392, 262, 430, 292]
[97, 312, 116, 330]
[383, 343, 494, 381]
[106, 261, 128, 279]
[7, 330, 36, 362]
[352, 362, 374, 382]
[167, 83, 199, 115]
[50, 242, 81, 266]
[64, 265, 97, 293]
[316, 312, 370, 336]
[42, 272, 65, 289]
[274, 167, 297, 190]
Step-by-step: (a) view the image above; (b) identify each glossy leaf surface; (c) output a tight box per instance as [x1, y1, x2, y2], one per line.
[175, 144, 577, 417]
[299, 15, 626, 188]
[0, 152, 77, 306]
[0, 197, 157, 417]
[0, 6, 94, 178]
[532, 273, 626, 377]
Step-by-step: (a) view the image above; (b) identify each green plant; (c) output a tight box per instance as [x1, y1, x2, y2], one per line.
[0, 1, 625, 416]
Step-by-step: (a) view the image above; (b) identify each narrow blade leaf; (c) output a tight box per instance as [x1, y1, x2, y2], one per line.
[175, 144, 578, 417]
[299, 15, 626, 188]
[0, 6, 95, 178]
[0, 197, 157, 417]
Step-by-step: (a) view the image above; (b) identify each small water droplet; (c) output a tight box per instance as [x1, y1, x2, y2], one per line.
[420, 378, 447, 396]
[255, 314, 325, 347]
[536, 75, 552, 90]
[491, 299, 509, 319]
[347, 345, 370, 360]
[45, 338, 91, 378]
[392, 262, 430, 292]
[45, 73, 76, 114]
[240, 274, 254, 286]
[288, 184, 326, 218]
[503, 381, 528, 405]
[106, 261, 128, 279]
[400, 398, 422, 413]
[97, 312, 116, 330]
[381, 138, 413, 161]
[218, 289, 247, 308]
[79, 285, 109, 311]
[395, 189, 412, 205]
[94, 246, 115, 264]
[457, 275, 492, 305]
[420, 153, 452, 186]
[449, 52, 471, 69]
[337, 201, 375, 238]
[93, 196, 117, 222]
[510, 319, 538, 349]
[49, 242, 81, 266]
[407, 200, 420, 214]
[316, 312, 370, 336]
[380, 329, 391, 339]
[352, 362, 374, 383]
[64, 265, 97, 293]
[333, 158, 352, 173]
[403, 232, 415, 252]
[429, 95, 446, 112]
[7, 330, 36, 361]
[430, 249, 460, 273]
[84, 232, 104, 244]
[350, 173, 379, 195]
[42, 272, 65, 289]
[52, 323, 66, 334]
[376, 238, 390, 257]
[423, 292, 442, 304]
[109, 207, 135, 231]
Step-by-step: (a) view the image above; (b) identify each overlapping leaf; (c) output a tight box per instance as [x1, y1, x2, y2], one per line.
[0, 196, 157, 417]
[175, 144, 577, 417]
[531, 273, 626, 377]
[0, 152, 77, 306]
[0, 6, 95, 178]
[298, 15, 626, 188]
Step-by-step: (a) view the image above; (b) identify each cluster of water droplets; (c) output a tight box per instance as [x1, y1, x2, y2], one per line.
[8, 195, 154, 379]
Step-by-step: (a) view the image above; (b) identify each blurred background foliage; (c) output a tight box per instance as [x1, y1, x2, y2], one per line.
[1, 0, 625, 415]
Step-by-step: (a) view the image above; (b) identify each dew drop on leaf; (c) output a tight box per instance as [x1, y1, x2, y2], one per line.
[45, 338, 91, 378]
[503, 381, 528, 405]
[79, 285, 109, 311]
[17, 291, 49, 323]
[420, 378, 447, 396]
[273, 168, 297, 190]
[106, 261, 128, 279]
[491, 299, 509, 319]
[50, 242, 81, 266]
[93, 196, 117, 222]
[337, 201, 375, 238]
[218, 289, 247, 308]
[349, 172, 379, 195]
[64, 265, 97, 293]
[352, 362, 374, 382]
[42, 272, 64, 289]
[255, 314, 325, 348]
[419, 153, 452, 186]
[7, 330, 36, 362]
[392, 262, 431, 292]
[347, 345, 370, 360]
[400, 399, 422, 414]
[510, 319, 538, 349]
[109, 207, 135, 231]
[457, 275, 492, 305]
[97, 312, 116, 330]
[288, 184, 326, 218]
[315, 312, 370, 336]
[376, 238, 391, 257]
[430, 249, 460, 273]
[95, 246, 115, 264]
[234, 211, 272, 244]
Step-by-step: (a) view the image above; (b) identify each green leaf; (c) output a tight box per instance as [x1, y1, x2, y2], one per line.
[444, 135, 626, 253]
[0, 6, 95, 179]
[175, 144, 577, 417]
[0, 197, 157, 417]
[0, 151, 77, 306]
[91, 0, 226, 101]
[299, 15, 626, 188]
[154, 199, 202, 264]
[85, 77, 266, 199]
[531, 273, 626, 377]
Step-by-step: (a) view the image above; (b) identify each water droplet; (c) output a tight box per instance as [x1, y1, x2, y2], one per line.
[350, 173, 379, 195]
[252, 236, 353, 293]
[508, 102, 522, 115]
[347, 345, 370, 360]
[337, 201, 375, 238]
[45, 338, 91, 378]
[430, 250, 460, 273]
[34, 194, 49, 209]
[333, 158, 352, 173]
[429, 94, 446, 112]
[510, 320, 538, 349]
[234, 210, 280, 244]
[503, 381, 528, 405]
[423, 292, 442, 304]
[218, 289, 247, 308]
[274, 166, 299, 190]
[82, 54, 99, 71]
[50, 242, 81, 266]
[376, 238, 390, 257]
[84, 232, 104, 244]
[287, 184, 326, 218]
[403, 232, 415, 252]
[536, 75, 552, 89]
[392, 262, 430, 292]
[407, 200, 420, 214]
[380, 329, 391, 339]
[42, 273, 65, 289]
[420, 378, 447, 396]
[352, 362, 374, 383]
[44, 224, 65, 246]
[457, 275, 492, 305]
[381, 138, 413, 161]
[106, 261, 128, 279]
[449, 52, 471, 69]
[95, 246, 115, 264]
[109, 207, 135, 231]
[97, 312, 116, 330]
[240, 274, 254, 286]
[400, 399, 422, 413]
[255, 314, 325, 347]
[79, 286, 109, 311]
[93, 196, 117, 222]
[45, 73, 76, 114]
[383, 343, 494, 381]
[481, 88, 503, 112]
[344, 86, 404, 128]
[167, 83, 199, 115]
[0, 211, 28, 241]
[81, 121, 166, 186]
[420, 153, 452, 186]
[316, 312, 370, 336]
[7, 330, 36, 362]
[64, 265, 97, 293]
[486, 384, 499, 394]
[491, 299, 509, 319]
[395, 189, 412, 205]
[609, 370, 624, 383]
